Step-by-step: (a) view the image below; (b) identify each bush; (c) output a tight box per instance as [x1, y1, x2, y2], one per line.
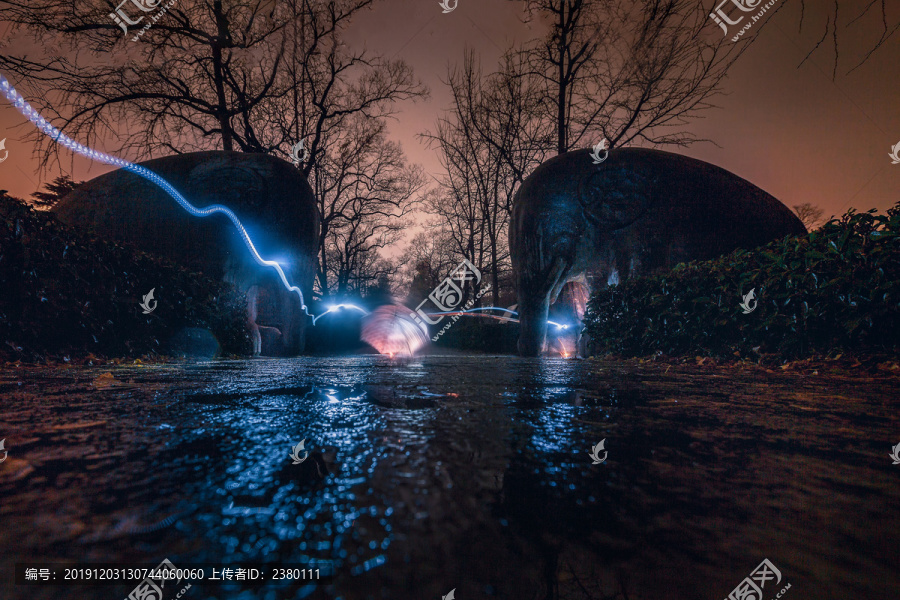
[583, 203, 900, 359]
[430, 317, 519, 353]
[0, 198, 251, 361]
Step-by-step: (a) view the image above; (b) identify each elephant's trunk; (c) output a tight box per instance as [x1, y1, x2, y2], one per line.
[517, 294, 550, 356]
[515, 249, 570, 356]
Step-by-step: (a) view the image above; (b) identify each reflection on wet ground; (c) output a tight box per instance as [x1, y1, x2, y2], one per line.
[1, 356, 899, 600]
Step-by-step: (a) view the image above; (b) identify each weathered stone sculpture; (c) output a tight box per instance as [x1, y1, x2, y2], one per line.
[54, 151, 319, 356]
[510, 148, 807, 356]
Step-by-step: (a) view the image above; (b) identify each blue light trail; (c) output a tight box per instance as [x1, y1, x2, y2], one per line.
[311, 303, 370, 325]
[1, 72, 576, 337]
[426, 306, 519, 320]
[423, 306, 570, 329]
[0, 73, 310, 315]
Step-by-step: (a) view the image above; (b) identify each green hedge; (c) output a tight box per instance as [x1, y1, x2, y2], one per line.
[0, 198, 251, 361]
[583, 203, 900, 359]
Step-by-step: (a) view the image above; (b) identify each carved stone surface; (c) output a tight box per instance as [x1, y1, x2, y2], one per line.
[510, 148, 807, 356]
[54, 151, 319, 356]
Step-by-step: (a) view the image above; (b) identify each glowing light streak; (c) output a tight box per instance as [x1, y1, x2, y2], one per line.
[426, 311, 519, 323]
[425, 306, 519, 322]
[0, 73, 311, 315]
[420, 306, 568, 330]
[459, 307, 519, 315]
[311, 303, 370, 325]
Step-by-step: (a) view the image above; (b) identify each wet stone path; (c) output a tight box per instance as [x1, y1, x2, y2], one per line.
[1, 356, 899, 600]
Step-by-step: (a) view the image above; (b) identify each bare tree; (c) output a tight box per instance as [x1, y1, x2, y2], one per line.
[314, 115, 425, 298]
[397, 230, 460, 302]
[422, 50, 546, 306]
[786, 0, 899, 77]
[792, 202, 826, 231]
[422, 183, 484, 307]
[0, 0, 424, 160]
[427, 0, 746, 306]
[2, 0, 292, 159]
[325, 229, 402, 299]
[511, 0, 746, 154]
[0, 0, 428, 299]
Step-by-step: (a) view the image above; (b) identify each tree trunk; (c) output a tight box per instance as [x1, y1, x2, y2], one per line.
[489, 228, 500, 307]
[212, 1, 233, 152]
[556, 3, 568, 154]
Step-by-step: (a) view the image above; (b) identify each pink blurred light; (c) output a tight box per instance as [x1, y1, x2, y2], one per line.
[361, 304, 429, 357]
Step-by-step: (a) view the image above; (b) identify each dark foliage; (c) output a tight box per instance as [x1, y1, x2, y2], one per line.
[584, 204, 900, 360]
[30, 175, 84, 209]
[0, 197, 251, 362]
[431, 318, 519, 353]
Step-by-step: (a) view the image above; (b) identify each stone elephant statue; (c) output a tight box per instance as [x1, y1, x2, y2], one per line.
[510, 148, 807, 356]
[54, 151, 319, 356]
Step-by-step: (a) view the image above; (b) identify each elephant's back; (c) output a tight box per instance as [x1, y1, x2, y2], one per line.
[603, 148, 806, 244]
[54, 151, 318, 277]
[514, 147, 805, 256]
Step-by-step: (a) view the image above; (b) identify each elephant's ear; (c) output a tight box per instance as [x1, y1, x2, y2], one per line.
[577, 164, 656, 232]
